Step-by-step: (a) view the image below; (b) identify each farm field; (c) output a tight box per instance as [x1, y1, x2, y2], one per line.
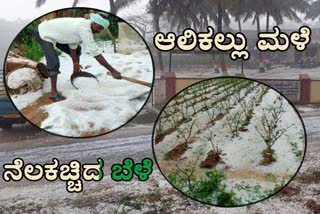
[153, 77, 306, 206]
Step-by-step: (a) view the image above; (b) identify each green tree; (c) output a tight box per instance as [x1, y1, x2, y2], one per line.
[147, 0, 168, 73]
[306, 0, 320, 20]
[164, 0, 202, 32]
[206, 0, 233, 74]
[228, 0, 245, 32]
[266, 0, 310, 32]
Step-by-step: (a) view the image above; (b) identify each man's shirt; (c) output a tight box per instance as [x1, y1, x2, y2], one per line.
[38, 17, 102, 57]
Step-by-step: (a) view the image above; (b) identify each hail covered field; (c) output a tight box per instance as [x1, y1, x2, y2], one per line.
[154, 78, 305, 206]
[9, 41, 153, 137]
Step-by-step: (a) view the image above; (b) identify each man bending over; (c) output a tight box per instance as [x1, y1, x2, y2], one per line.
[35, 13, 121, 101]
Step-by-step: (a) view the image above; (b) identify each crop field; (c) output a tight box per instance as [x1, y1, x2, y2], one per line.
[153, 78, 305, 206]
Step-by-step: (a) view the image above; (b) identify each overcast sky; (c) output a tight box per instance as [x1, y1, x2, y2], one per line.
[0, 0, 319, 28]
[0, 0, 319, 69]
[0, 0, 144, 21]
[0, 0, 146, 68]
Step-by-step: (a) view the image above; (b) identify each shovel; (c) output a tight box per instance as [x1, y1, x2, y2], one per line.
[106, 72, 152, 87]
[106, 72, 152, 101]
[8, 52, 100, 90]
[70, 71, 100, 89]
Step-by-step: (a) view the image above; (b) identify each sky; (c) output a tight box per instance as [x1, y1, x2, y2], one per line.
[0, 0, 108, 21]
[0, 0, 149, 68]
[0, 0, 318, 28]
[0, 0, 319, 68]
[0, 0, 146, 21]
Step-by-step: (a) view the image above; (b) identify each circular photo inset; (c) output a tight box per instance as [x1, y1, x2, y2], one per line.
[153, 77, 306, 206]
[4, 8, 154, 137]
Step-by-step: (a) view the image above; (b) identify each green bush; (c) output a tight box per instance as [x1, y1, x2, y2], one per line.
[12, 22, 43, 61]
[216, 191, 239, 206]
[191, 171, 225, 199]
[168, 170, 240, 206]
[20, 37, 61, 62]
[108, 16, 119, 38]
[191, 171, 240, 206]
[15, 23, 38, 45]
[13, 23, 63, 61]
[21, 37, 44, 61]
[167, 173, 185, 191]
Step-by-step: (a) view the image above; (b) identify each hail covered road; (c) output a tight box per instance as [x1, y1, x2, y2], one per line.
[0, 123, 154, 163]
[0, 110, 319, 186]
[0, 112, 319, 165]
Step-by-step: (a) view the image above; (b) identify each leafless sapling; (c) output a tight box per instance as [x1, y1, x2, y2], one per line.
[177, 120, 197, 145]
[181, 104, 191, 122]
[224, 110, 245, 138]
[167, 112, 181, 130]
[254, 97, 293, 164]
[216, 101, 228, 115]
[205, 105, 216, 124]
[200, 131, 223, 168]
[174, 158, 200, 192]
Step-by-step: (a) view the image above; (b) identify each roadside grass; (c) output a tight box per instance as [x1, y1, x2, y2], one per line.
[168, 170, 240, 206]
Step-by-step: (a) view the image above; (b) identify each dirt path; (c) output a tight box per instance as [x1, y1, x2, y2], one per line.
[226, 168, 289, 183]
[20, 94, 52, 127]
[19, 94, 110, 137]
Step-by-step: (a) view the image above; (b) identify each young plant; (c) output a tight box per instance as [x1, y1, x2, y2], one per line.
[167, 112, 181, 130]
[254, 97, 293, 164]
[181, 104, 191, 122]
[222, 84, 230, 92]
[224, 110, 245, 138]
[205, 106, 216, 124]
[189, 98, 198, 114]
[233, 91, 242, 103]
[162, 108, 172, 118]
[240, 99, 256, 129]
[169, 158, 200, 192]
[216, 101, 228, 115]
[155, 117, 165, 137]
[240, 100, 249, 116]
[224, 98, 232, 109]
[201, 131, 222, 168]
[176, 120, 197, 145]
[258, 86, 269, 100]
